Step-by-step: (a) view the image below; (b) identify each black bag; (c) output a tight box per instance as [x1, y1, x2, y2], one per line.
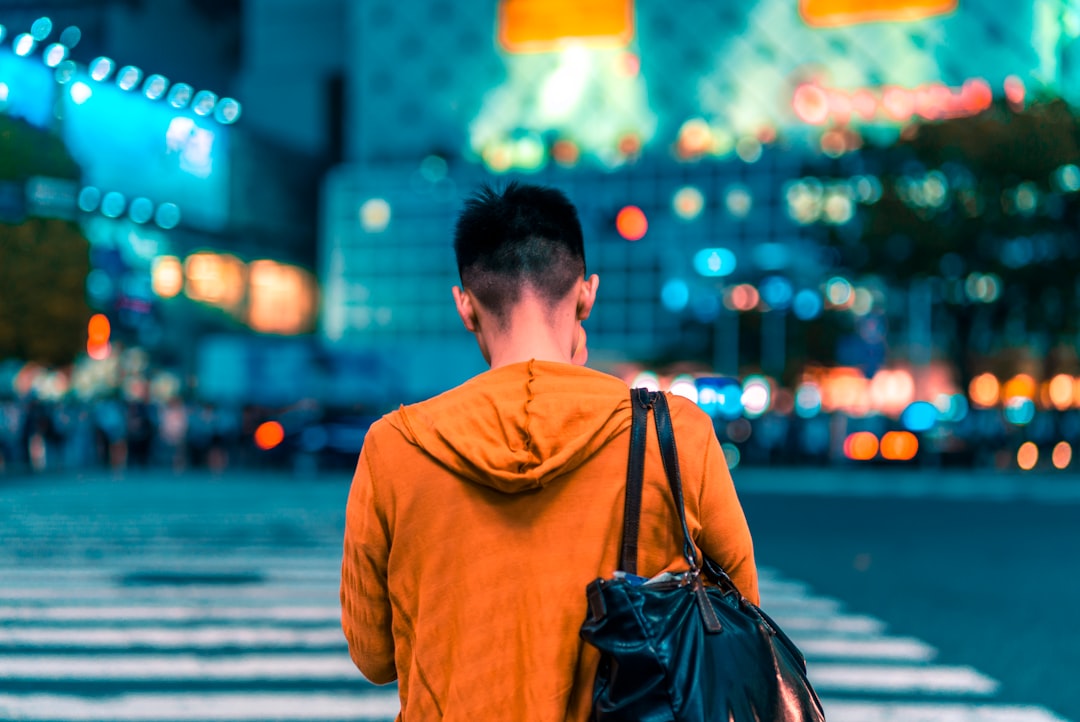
[580, 389, 826, 721]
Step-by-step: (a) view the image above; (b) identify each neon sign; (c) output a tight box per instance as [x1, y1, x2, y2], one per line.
[498, 0, 633, 53]
[800, 0, 958, 27]
[792, 78, 994, 125]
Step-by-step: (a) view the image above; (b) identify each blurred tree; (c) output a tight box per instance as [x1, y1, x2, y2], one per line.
[0, 115, 89, 366]
[829, 98, 1080, 379]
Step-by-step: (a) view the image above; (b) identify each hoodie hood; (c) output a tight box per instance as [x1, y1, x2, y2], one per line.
[389, 360, 631, 494]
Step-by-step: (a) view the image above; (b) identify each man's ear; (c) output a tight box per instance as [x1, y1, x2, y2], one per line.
[576, 274, 600, 321]
[452, 286, 479, 333]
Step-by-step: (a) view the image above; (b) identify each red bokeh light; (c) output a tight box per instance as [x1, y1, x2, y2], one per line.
[616, 205, 648, 241]
[254, 421, 286, 451]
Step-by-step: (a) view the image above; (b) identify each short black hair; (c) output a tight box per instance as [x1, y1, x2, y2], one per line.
[453, 181, 586, 321]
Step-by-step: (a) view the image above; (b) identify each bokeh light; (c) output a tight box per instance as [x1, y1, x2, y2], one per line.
[880, 431, 918, 461]
[1002, 374, 1037, 402]
[741, 376, 771, 417]
[1048, 374, 1074, 410]
[151, 256, 184, 298]
[693, 248, 736, 277]
[1017, 442, 1039, 471]
[669, 374, 698, 403]
[795, 382, 823, 418]
[660, 279, 690, 312]
[254, 421, 286, 451]
[969, 373, 1000, 408]
[672, 186, 704, 220]
[360, 198, 391, 233]
[844, 431, 879, 461]
[616, 205, 648, 241]
[1052, 441, 1072, 470]
[89, 57, 115, 81]
[630, 371, 661, 392]
[1004, 397, 1036, 426]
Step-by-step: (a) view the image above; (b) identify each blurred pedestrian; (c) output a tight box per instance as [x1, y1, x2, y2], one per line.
[158, 397, 189, 473]
[340, 183, 758, 720]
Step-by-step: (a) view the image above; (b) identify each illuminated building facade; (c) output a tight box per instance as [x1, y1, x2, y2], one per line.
[322, 0, 1080, 397]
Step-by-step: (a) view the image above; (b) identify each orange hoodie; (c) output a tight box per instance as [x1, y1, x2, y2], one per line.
[340, 359, 758, 721]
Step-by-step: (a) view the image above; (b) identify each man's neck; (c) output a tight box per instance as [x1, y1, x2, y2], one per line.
[484, 307, 576, 370]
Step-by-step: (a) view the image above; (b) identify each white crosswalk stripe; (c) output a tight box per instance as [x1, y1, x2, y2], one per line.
[0, 558, 1071, 720]
[6, 462, 1079, 722]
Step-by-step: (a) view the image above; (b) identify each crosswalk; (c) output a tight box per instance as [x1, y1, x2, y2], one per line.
[0, 555, 1072, 722]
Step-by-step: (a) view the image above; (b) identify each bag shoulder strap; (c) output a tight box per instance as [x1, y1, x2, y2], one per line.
[618, 387, 650, 574]
[651, 392, 701, 572]
[619, 389, 699, 574]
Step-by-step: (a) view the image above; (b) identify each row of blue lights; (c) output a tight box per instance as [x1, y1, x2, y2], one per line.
[0, 16, 240, 125]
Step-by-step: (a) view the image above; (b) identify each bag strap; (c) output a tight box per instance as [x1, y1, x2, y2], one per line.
[620, 389, 699, 574]
[651, 392, 701, 572]
[618, 387, 651, 574]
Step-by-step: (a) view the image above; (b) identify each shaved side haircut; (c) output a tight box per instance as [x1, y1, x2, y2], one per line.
[454, 182, 586, 323]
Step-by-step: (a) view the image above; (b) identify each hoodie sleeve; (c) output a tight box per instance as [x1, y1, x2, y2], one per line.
[695, 433, 760, 606]
[340, 437, 397, 684]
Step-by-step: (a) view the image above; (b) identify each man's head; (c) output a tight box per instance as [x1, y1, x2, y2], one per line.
[452, 182, 599, 366]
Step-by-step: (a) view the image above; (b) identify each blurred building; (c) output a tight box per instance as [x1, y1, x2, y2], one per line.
[0, 0, 328, 400]
[317, 0, 1080, 399]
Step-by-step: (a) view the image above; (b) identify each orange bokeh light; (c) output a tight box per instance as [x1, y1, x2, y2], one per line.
[1048, 374, 1074, 411]
[969, 373, 1000, 408]
[844, 431, 879, 461]
[616, 205, 648, 241]
[88, 314, 111, 343]
[254, 421, 285, 451]
[1002, 373, 1037, 402]
[880, 431, 919, 461]
[1053, 441, 1072, 470]
[1017, 441, 1039, 471]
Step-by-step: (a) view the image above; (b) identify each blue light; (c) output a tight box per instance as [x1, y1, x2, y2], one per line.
[143, 74, 169, 101]
[693, 248, 737, 277]
[69, 81, 92, 105]
[167, 83, 193, 108]
[661, 279, 690, 312]
[901, 401, 939, 432]
[1004, 397, 1036, 426]
[101, 191, 126, 218]
[43, 43, 67, 67]
[214, 98, 242, 124]
[116, 66, 142, 91]
[155, 202, 181, 229]
[696, 377, 743, 420]
[14, 33, 36, 57]
[192, 90, 217, 116]
[760, 276, 793, 310]
[792, 289, 823, 320]
[795, 383, 822, 418]
[0, 83, 8, 103]
[77, 186, 101, 212]
[30, 17, 53, 41]
[89, 57, 115, 81]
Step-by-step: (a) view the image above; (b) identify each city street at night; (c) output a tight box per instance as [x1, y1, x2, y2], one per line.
[1, 469, 1076, 722]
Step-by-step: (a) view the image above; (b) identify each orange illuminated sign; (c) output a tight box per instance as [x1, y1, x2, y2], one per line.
[499, 0, 633, 53]
[801, 0, 957, 26]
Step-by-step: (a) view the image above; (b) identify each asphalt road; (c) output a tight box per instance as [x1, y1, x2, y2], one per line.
[0, 467, 1076, 721]
[740, 482, 1080, 721]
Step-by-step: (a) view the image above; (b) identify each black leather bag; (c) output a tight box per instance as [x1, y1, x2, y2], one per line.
[580, 389, 826, 721]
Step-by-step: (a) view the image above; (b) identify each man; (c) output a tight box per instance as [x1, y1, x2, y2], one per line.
[340, 182, 758, 721]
